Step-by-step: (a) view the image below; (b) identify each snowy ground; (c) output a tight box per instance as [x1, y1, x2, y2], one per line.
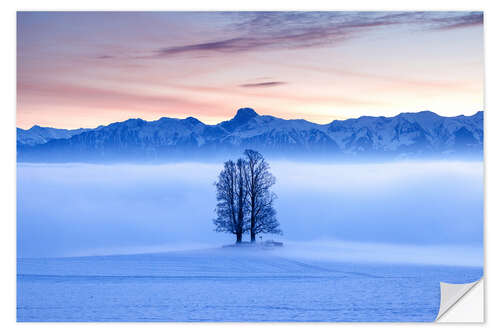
[17, 247, 483, 322]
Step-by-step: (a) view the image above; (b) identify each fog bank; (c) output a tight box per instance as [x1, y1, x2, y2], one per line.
[17, 161, 483, 264]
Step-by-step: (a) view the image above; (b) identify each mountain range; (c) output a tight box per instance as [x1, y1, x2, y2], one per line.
[17, 108, 483, 162]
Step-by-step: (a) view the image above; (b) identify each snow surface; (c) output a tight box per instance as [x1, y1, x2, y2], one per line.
[17, 247, 483, 322]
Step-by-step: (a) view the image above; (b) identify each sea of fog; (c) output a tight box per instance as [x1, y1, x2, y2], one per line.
[16, 161, 483, 266]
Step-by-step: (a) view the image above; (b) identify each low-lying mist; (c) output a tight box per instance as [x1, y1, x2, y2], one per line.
[17, 161, 483, 265]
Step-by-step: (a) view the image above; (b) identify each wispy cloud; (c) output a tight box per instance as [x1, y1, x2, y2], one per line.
[430, 12, 483, 30]
[239, 81, 287, 88]
[150, 11, 483, 58]
[96, 55, 114, 59]
[155, 38, 265, 56]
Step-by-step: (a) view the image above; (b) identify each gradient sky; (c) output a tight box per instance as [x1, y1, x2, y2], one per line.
[17, 11, 484, 129]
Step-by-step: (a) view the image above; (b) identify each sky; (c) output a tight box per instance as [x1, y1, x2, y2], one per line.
[17, 11, 484, 129]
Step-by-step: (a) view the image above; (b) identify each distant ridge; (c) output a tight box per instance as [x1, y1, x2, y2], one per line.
[16, 126, 90, 146]
[17, 108, 483, 162]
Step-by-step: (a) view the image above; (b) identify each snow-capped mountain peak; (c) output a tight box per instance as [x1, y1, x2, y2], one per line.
[17, 108, 483, 162]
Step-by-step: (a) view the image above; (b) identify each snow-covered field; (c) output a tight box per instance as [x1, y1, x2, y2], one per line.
[17, 247, 482, 322]
[16, 161, 483, 321]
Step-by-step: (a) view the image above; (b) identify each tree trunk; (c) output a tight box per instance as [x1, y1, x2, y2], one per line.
[236, 232, 242, 243]
[250, 205, 256, 242]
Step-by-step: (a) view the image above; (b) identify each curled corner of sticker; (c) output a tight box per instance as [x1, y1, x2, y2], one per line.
[435, 278, 483, 322]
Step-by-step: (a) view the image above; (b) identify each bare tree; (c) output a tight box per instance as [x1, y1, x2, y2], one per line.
[237, 159, 248, 237]
[252, 189, 280, 237]
[244, 149, 281, 241]
[214, 159, 248, 243]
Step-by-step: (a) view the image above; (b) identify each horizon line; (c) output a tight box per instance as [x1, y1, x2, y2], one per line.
[16, 108, 484, 131]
